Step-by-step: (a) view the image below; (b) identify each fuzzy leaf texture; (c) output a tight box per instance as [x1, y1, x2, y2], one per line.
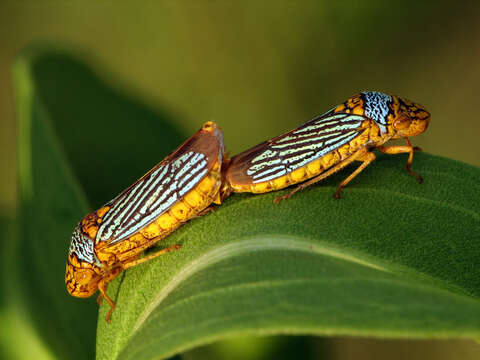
[13, 49, 480, 360]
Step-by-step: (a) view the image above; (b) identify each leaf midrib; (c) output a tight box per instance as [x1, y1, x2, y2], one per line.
[131, 235, 478, 336]
[121, 273, 480, 360]
[140, 275, 480, 327]
[131, 236, 391, 333]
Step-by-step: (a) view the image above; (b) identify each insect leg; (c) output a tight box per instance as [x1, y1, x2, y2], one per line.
[376, 137, 422, 183]
[122, 244, 182, 270]
[274, 148, 369, 203]
[333, 151, 376, 199]
[97, 267, 123, 323]
[193, 205, 215, 218]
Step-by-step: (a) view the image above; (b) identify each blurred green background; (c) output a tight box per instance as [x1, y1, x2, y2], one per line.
[1, 1, 480, 359]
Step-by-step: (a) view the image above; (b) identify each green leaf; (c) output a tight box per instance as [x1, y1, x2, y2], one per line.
[14, 48, 480, 360]
[22, 48, 185, 208]
[95, 149, 480, 357]
[13, 48, 185, 360]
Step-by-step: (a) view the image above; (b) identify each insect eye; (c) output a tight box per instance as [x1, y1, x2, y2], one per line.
[393, 114, 412, 130]
[74, 269, 93, 284]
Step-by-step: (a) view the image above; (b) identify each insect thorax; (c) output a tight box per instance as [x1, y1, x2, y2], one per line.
[69, 225, 99, 265]
[361, 91, 393, 134]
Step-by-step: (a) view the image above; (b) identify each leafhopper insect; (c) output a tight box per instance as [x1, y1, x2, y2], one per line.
[65, 122, 225, 322]
[223, 91, 430, 201]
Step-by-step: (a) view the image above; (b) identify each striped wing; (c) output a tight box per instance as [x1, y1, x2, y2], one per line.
[227, 113, 366, 185]
[96, 124, 223, 244]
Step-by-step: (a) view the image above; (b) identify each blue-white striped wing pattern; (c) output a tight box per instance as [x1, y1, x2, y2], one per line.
[96, 151, 209, 244]
[227, 112, 366, 185]
[91, 122, 224, 245]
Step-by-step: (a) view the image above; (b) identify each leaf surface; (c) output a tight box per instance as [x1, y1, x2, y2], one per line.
[13, 48, 480, 360]
[97, 151, 480, 360]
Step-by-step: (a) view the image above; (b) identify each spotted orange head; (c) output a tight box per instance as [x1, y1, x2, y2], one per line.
[390, 95, 431, 139]
[65, 224, 102, 298]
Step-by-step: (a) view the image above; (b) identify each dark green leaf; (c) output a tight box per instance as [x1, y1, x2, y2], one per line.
[13, 48, 185, 360]
[27, 49, 185, 208]
[14, 48, 480, 360]
[96, 152, 480, 360]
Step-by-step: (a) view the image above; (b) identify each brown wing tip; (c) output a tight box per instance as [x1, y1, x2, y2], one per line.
[202, 121, 221, 133]
[200, 121, 225, 158]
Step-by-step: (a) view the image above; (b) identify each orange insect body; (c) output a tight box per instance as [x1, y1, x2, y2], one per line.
[222, 92, 430, 200]
[65, 92, 431, 322]
[65, 122, 225, 321]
